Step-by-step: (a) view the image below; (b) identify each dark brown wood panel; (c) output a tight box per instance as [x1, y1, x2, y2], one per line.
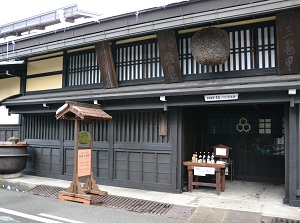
[95, 41, 118, 88]
[157, 29, 183, 83]
[276, 9, 300, 75]
[114, 149, 172, 185]
[0, 125, 18, 141]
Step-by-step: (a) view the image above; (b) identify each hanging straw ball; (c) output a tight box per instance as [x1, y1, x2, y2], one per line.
[191, 27, 230, 66]
[78, 131, 91, 144]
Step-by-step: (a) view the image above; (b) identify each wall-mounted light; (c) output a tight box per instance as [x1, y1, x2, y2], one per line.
[160, 96, 167, 102]
[288, 89, 296, 95]
[288, 89, 296, 108]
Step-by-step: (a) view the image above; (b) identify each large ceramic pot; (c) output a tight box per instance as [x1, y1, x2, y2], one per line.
[0, 142, 29, 178]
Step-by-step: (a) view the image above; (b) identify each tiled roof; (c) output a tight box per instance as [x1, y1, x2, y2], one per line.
[56, 101, 112, 121]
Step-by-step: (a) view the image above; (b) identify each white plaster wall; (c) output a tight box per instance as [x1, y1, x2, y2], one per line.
[0, 106, 19, 124]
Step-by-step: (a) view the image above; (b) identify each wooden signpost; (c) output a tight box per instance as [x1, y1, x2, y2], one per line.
[55, 101, 112, 204]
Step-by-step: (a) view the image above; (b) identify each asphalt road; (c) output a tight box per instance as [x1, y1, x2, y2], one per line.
[0, 189, 184, 223]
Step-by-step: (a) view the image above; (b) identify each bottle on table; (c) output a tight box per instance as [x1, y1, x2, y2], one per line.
[207, 152, 211, 163]
[192, 154, 196, 162]
[195, 151, 198, 162]
[202, 152, 206, 163]
[198, 152, 202, 163]
[211, 152, 215, 164]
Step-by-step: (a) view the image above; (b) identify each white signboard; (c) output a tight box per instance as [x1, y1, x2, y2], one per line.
[204, 93, 238, 102]
[194, 166, 206, 176]
[216, 147, 227, 156]
[194, 166, 215, 176]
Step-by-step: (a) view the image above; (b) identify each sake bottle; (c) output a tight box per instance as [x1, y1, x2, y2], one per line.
[202, 152, 206, 163]
[207, 152, 211, 163]
[198, 152, 202, 163]
[211, 152, 215, 164]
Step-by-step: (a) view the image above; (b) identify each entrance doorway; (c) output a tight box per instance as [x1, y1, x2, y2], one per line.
[182, 104, 285, 185]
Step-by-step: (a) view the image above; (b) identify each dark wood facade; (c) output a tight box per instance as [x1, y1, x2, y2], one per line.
[1, 1, 300, 207]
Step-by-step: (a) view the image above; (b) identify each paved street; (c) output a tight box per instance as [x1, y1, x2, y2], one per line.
[0, 189, 183, 223]
[2, 176, 300, 223]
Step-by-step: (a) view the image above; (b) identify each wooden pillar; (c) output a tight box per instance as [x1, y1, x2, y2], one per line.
[59, 119, 64, 175]
[284, 104, 289, 204]
[156, 29, 183, 83]
[95, 41, 118, 89]
[286, 104, 300, 206]
[276, 9, 300, 75]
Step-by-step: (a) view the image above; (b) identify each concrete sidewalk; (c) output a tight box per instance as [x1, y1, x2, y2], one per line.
[1, 175, 300, 222]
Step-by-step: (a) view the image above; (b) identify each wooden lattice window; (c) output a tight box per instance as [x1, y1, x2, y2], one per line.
[179, 21, 276, 76]
[24, 115, 59, 140]
[259, 118, 272, 134]
[114, 111, 169, 143]
[67, 49, 101, 86]
[64, 120, 108, 142]
[115, 39, 163, 81]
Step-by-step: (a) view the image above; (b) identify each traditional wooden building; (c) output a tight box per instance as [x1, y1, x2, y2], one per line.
[0, 0, 300, 206]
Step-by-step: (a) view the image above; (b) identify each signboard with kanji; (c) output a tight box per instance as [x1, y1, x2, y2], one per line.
[78, 148, 91, 177]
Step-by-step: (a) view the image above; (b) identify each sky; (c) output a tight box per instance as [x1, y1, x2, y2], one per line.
[0, 0, 186, 25]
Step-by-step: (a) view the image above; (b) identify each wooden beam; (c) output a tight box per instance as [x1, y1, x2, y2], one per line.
[276, 9, 300, 75]
[95, 41, 118, 89]
[156, 29, 183, 84]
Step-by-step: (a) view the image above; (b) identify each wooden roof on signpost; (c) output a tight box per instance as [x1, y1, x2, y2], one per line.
[55, 101, 112, 121]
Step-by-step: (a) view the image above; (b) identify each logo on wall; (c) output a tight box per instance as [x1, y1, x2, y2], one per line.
[236, 117, 251, 133]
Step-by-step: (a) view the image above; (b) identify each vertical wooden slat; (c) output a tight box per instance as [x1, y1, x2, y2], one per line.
[126, 113, 130, 142]
[154, 112, 158, 143]
[81, 54, 84, 85]
[123, 48, 126, 81]
[44, 116, 47, 140]
[143, 112, 147, 143]
[92, 52, 96, 83]
[151, 43, 155, 78]
[140, 112, 144, 143]
[179, 38, 183, 75]
[267, 26, 272, 68]
[117, 48, 120, 81]
[104, 121, 108, 141]
[261, 28, 265, 69]
[148, 112, 154, 143]
[135, 112, 139, 143]
[238, 30, 242, 70]
[131, 112, 134, 142]
[121, 113, 125, 142]
[244, 29, 248, 70]
[155, 153, 158, 183]
[228, 31, 233, 72]
[115, 114, 119, 142]
[128, 46, 132, 80]
[137, 45, 141, 79]
[33, 116, 36, 139]
[76, 55, 79, 85]
[30, 116, 33, 139]
[233, 31, 237, 71]
[95, 121, 99, 141]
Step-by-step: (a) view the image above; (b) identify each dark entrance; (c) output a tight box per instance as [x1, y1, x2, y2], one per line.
[182, 104, 285, 186]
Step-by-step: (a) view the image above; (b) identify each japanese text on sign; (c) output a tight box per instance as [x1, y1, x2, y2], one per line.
[204, 93, 238, 102]
[78, 149, 91, 177]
